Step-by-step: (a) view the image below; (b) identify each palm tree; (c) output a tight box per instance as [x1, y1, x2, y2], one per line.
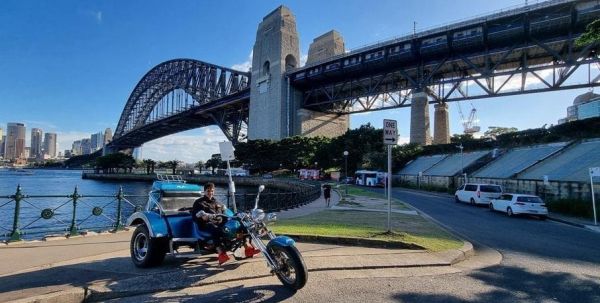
[195, 161, 204, 175]
[165, 160, 180, 175]
[143, 159, 156, 174]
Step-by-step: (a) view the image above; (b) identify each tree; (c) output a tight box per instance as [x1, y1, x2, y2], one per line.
[94, 153, 136, 174]
[195, 160, 204, 174]
[164, 160, 180, 175]
[450, 133, 474, 144]
[483, 126, 518, 139]
[577, 19, 600, 47]
[142, 159, 156, 174]
[205, 154, 223, 175]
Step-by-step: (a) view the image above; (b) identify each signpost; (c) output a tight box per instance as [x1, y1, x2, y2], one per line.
[219, 141, 237, 212]
[383, 119, 397, 233]
[590, 167, 599, 226]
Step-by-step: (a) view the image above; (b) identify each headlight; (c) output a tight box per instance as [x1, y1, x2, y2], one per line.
[265, 213, 277, 222]
[251, 209, 265, 221]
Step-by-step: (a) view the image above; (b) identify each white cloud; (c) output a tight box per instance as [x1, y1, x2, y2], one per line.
[397, 136, 410, 145]
[95, 11, 103, 24]
[141, 127, 228, 164]
[299, 54, 308, 67]
[231, 51, 252, 72]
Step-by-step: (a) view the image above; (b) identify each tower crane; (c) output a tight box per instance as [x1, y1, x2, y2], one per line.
[456, 102, 480, 135]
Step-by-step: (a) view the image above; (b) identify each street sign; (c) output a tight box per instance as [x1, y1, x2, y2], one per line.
[383, 119, 398, 145]
[590, 167, 600, 178]
[219, 141, 235, 161]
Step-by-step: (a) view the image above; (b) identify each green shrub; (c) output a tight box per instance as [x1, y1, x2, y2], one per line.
[546, 198, 600, 219]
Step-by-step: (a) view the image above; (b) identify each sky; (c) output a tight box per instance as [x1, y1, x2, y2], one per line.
[0, 0, 593, 163]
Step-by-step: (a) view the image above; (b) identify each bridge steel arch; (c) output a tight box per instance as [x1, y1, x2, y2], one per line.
[111, 59, 250, 150]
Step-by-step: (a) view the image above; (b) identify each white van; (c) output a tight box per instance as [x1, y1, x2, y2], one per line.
[455, 183, 503, 205]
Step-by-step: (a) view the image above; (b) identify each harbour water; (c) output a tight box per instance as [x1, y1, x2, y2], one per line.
[0, 169, 249, 240]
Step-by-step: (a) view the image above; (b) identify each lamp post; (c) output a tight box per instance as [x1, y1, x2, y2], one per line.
[457, 144, 464, 183]
[343, 151, 349, 195]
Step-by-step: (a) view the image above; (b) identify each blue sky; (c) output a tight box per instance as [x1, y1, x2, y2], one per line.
[0, 0, 591, 163]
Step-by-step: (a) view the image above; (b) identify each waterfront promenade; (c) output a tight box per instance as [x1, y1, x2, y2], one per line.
[0, 190, 477, 303]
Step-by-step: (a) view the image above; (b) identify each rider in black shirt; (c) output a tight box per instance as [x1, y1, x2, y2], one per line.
[192, 183, 229, 264]
[192, 182, 260, 265]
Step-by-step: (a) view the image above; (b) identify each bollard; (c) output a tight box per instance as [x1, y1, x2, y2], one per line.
[68, 186, 80, 236]
[9, 185, 23, 242]
[113, 186, 125, 232]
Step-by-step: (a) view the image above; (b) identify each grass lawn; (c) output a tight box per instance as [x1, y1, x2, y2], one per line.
[337, 186, 410, 210]
[271, 210, 463, 252]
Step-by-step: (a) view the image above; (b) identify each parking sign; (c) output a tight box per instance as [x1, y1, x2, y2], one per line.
[383, 119, 398, 145]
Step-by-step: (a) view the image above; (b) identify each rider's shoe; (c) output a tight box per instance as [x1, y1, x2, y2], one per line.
[218, 252, 230, 265]
[245, 246, 261, 258]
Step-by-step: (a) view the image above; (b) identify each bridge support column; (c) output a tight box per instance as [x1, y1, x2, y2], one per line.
[294, 30, 348, 138]
[410, 91, 431, 145]
[248, 6, 300, 140]
[433, 103, 450, 145]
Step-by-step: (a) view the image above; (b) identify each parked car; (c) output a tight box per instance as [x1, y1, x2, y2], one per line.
[489, 193, 548, 219]
[455, 183, 503, 205]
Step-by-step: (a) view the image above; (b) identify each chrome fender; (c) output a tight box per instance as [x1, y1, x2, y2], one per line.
[126, 211, 169, 238]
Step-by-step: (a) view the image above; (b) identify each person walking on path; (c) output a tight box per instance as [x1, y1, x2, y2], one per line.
[323, 184, 332, 207]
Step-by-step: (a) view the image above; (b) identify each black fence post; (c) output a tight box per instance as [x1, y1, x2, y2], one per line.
[9, 185, 23, 242]
[68, 186, 80, 236]
[113, 186, 125, 232]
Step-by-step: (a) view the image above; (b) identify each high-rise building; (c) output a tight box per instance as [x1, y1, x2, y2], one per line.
[0, 128, 4, 158]
[81, 138, 92, 155]
[44, 133, 57, 158]
[558, 92, 600, 124]
[103, 128, 113, 145]
[133, 146, 143, 160]
[91, 132, 103, 151]
[31, 128, 43, 158]
[0, 137, 4, 158]
[23, 147, 31, 159]
[72, 140, 82, 156]
[6, 123, 26, 160]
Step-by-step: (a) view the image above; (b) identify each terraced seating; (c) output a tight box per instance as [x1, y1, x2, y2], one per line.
[473, 142, 568, 179]
[398, 154, 447, 175]
[425, 150, 490, 176]
[519, 139, 600, 182]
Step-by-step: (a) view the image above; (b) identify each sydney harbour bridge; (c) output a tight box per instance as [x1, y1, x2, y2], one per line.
[106, 0, 600, 154]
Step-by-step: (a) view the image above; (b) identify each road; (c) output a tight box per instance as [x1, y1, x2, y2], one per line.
[106, 188, 600, 303]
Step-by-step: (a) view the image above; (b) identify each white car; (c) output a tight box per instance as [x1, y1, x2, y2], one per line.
[489, 193, 548, 220]
[454, 183, 503, 205]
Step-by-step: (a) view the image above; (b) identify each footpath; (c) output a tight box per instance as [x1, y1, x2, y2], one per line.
[0, 188, 481, 303]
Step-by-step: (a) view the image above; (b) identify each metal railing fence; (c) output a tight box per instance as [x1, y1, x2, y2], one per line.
[1, 182, 321, 242]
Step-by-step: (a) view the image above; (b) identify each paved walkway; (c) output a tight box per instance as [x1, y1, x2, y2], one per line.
[0, 187, 477, 303]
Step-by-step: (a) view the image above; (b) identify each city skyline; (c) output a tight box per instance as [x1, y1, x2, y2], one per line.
[0, 0, 596, 163]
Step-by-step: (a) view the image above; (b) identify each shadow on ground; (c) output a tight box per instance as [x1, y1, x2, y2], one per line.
[105, 284, 297, 303]
[0, 254, 249, 302]
[394, 264, 600, 303]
